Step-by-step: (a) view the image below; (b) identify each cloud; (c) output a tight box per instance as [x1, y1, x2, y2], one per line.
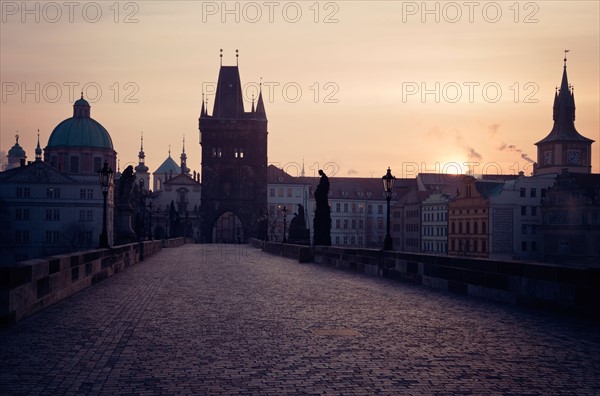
[453, 130, 482, 162]
[488, 123, 500, 137]
[466, 147, 482, 161]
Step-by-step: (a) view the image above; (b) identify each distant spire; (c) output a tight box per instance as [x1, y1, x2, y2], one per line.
[136, 131, 149, 173]
[168, 145, 171, 157]
[255, 79, 267, 120]
[80, 91, 83, 100]
[220, 48, 223, 66]
[236, 49, 239, 66]
[536, 52, 593, 148]
[35, 129, 42, 160]
[180, 135, 189, 175]
[201, 92, 206, 117]
[251, 93, 255, 112]
[301, 158, 305, 177]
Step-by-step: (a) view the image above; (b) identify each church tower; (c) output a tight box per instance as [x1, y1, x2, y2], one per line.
[199, 52, 268, 243]
[135, 132, 150, 189]
[535, 54, 594, 175]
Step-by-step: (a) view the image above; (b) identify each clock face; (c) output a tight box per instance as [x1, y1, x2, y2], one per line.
[543, 150, 553, 165]
[567, 150, 581, 165]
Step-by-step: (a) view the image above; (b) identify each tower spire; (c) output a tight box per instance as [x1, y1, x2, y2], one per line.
[35, 129, 42, 161]
[535, 52, 594, 176]
[220, 48, 223, 66]
[180, 135, 189, 175]
[255, 78, 267, 120]
[236, 49, 239, 66]
[135, 131, 149, 173]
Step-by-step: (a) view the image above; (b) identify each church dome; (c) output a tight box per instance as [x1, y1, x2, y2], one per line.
[46, 95, 113, 149]
[8, 136, 26, 158]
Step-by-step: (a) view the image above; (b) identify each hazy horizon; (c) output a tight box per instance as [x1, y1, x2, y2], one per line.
[1, 1, 599, 179]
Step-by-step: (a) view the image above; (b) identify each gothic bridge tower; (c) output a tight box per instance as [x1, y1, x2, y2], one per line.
[535, 54, 594, 175]
[199, 54, 268, 243]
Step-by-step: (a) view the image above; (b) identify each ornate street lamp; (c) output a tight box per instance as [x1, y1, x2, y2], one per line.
[382, 167, 396, 250]
[98, 160, 113, 248]
[281, 205, 288, 244]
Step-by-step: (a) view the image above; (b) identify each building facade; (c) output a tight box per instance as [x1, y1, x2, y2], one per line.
[421, 192, 453, 254]
[540, 171, 600, 264]
[0, 96, 116, 264]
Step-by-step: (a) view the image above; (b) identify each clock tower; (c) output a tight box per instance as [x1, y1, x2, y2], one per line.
[199, 55, 268, 243]
[534, 54, 594, 175]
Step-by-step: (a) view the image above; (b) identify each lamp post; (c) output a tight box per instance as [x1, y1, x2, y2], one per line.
[282, 205, 288, 244]
[98, 160, 113, 248]
[382, 167, 396, 250]
[148, 201, 153, 240]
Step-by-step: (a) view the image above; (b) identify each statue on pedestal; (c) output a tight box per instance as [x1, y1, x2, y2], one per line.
[288, 204, 309, 245]
[313, 170, 331, 246]
[114, 166, 137, 245]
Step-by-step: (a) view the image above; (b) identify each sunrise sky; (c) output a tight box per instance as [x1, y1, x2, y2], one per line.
[1, 1, 599, 178]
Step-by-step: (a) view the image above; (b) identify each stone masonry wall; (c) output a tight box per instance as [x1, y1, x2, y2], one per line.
[0, 238, 185, 325]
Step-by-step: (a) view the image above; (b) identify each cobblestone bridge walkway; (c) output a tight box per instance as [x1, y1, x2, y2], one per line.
[1, 244, 599, 395]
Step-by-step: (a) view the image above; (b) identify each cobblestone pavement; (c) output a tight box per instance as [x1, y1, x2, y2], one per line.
[2, 244, 600, 395]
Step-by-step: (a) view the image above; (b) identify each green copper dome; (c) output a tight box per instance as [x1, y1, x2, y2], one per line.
[46, 95, 114, 149]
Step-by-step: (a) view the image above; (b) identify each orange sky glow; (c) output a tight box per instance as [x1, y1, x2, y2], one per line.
[1, 1, 599, 179]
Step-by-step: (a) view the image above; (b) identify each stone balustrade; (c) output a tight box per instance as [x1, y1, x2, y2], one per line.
[250, 240, 600, 318]
[0, 238, 185, 325]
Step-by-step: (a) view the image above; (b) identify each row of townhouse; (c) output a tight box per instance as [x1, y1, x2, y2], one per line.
[389, 171, 596, 263]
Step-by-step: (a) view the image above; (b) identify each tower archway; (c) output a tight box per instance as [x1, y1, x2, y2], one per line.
[212, 212, 244, 243]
